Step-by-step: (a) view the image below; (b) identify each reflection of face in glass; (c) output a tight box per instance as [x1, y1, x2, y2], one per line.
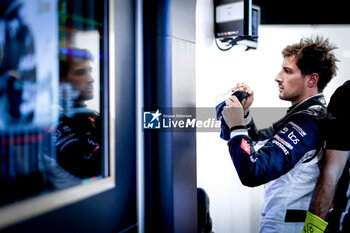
[61, 59, 94, 105]
[57, 51, 102, 179]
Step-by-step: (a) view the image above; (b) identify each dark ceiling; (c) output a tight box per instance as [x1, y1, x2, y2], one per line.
[253, 0, 349, 24]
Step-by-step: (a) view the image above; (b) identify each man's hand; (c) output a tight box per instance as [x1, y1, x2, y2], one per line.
[234, 82, 254, 116]
[222, 95, 244, 128]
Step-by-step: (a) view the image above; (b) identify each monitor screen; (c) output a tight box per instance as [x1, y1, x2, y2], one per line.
[252, 6, 260, 39]
[214, 0, 259, 41]
[215, 0, 245, 37]
[215, 1, 244, 24]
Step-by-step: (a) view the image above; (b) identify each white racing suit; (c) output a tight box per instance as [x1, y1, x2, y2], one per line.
[226, 94, 327, 233]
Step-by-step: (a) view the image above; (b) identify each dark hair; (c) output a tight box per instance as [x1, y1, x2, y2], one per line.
[59, 48, 93, 79]
[282, 36, 339, 92]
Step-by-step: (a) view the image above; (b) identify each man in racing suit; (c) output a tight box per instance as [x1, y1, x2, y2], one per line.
[221, 36, 339, 233]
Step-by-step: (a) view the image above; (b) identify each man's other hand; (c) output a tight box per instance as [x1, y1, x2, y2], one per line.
[222, 96, 244, 128]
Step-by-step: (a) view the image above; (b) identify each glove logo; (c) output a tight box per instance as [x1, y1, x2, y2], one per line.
[241, 138, 250, 155]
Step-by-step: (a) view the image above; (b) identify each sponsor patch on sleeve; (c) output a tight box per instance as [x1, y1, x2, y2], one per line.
[271, 139, 290, 156]
[275, 135, 294, 150]
[241, 138, 251, 155]
[288, 121, 307, 137]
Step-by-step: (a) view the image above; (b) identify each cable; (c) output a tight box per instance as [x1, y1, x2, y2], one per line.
[215, 35, 258, 51]
[215, 37, 235, 51]
[215, 88, 234, 104]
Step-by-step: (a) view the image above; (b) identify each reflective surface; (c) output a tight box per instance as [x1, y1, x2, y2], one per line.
[0, 0, 108, 207]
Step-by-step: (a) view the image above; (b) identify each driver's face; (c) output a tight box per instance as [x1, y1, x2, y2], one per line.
[63, 59, 94, 101]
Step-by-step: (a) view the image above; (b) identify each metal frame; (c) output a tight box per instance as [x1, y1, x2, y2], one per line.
[136, 0, 145, 232]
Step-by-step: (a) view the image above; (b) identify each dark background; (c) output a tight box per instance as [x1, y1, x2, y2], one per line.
[253, 0, 349, 24]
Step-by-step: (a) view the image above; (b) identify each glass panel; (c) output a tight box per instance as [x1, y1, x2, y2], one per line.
[0, 0, 107, 207]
